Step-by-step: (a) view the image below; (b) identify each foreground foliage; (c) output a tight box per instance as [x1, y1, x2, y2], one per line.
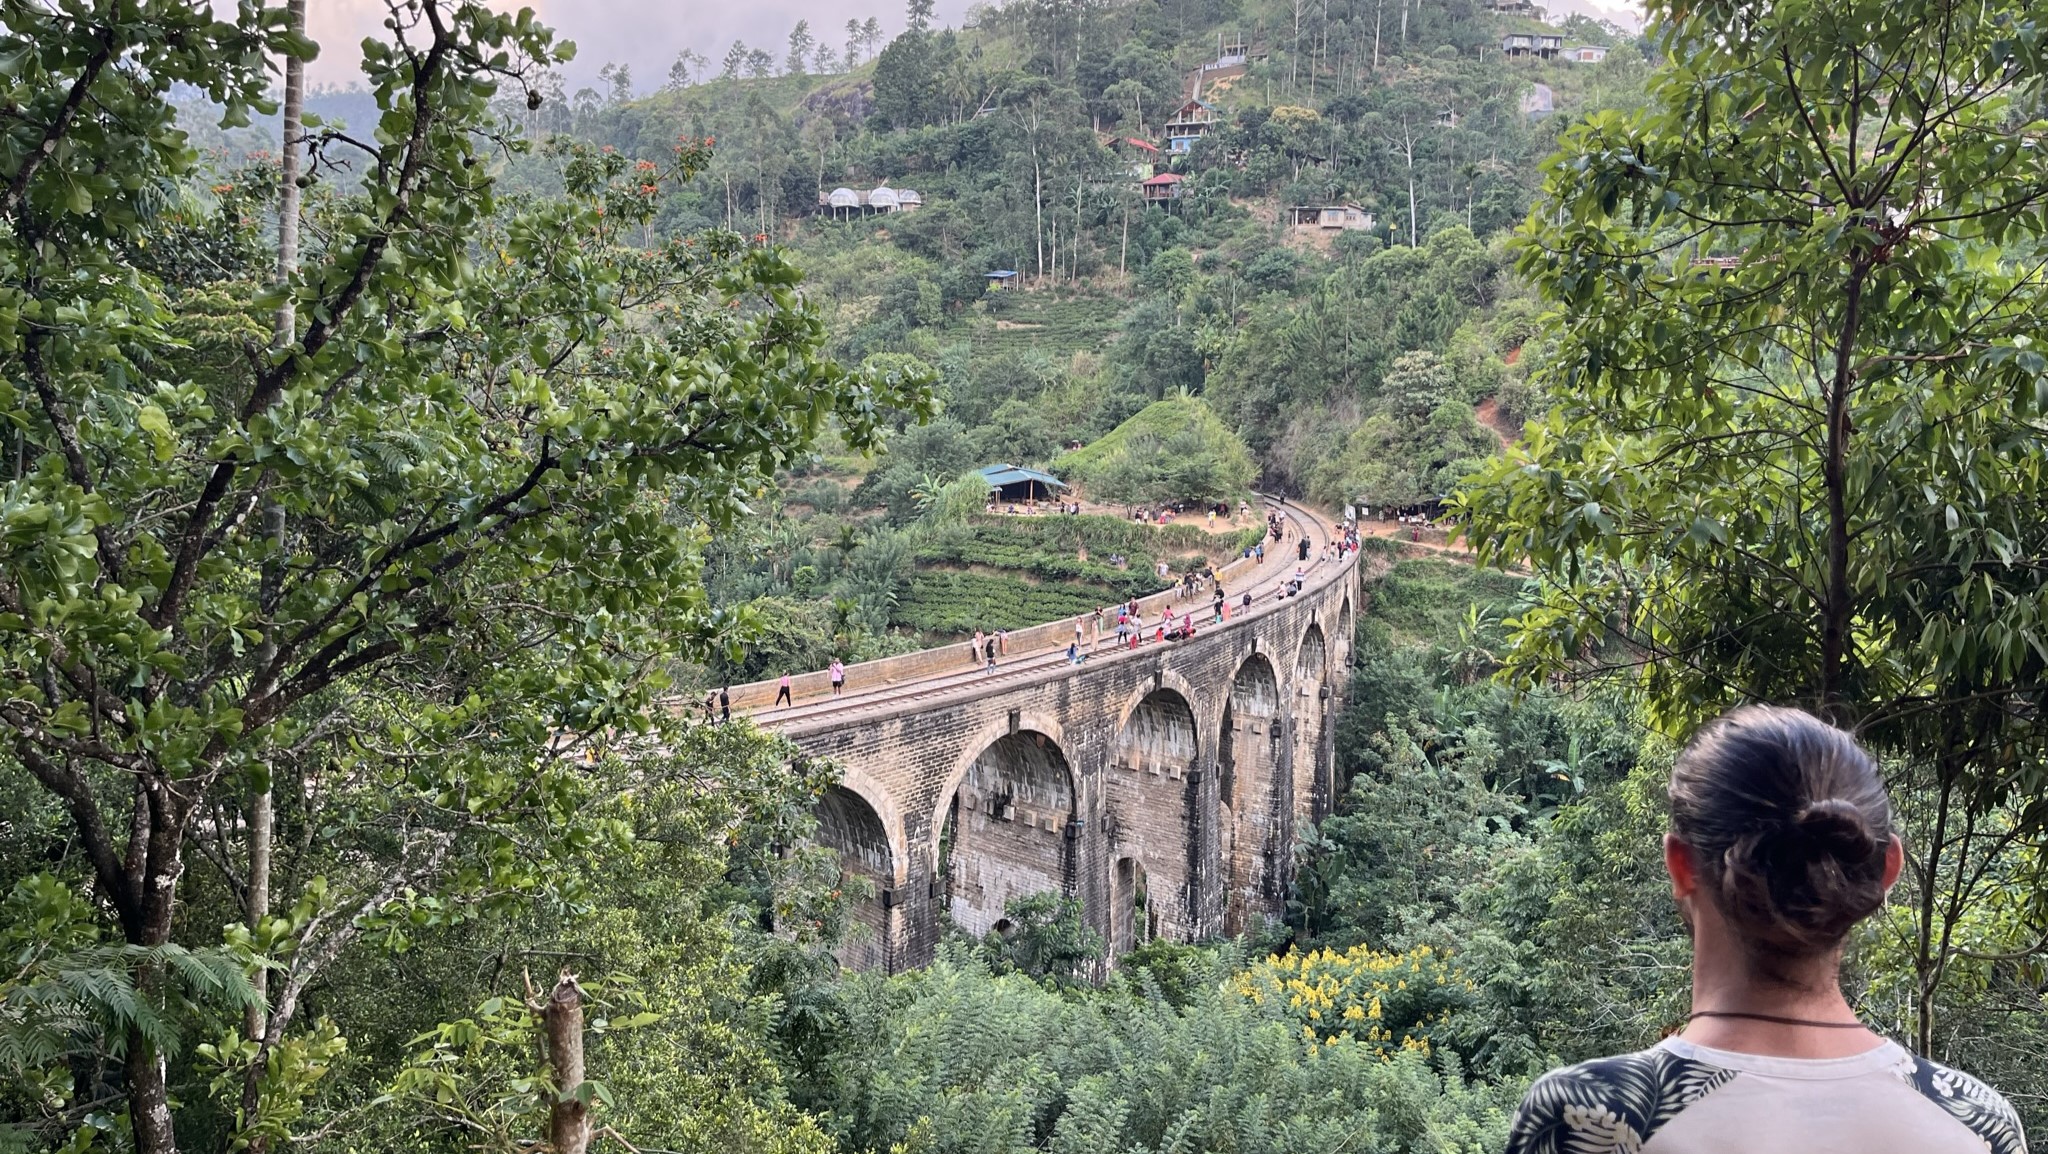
[796, 952, 1516, 1154]
[1459, 0, 2048, 1055]
[0, 1, 926, 1150]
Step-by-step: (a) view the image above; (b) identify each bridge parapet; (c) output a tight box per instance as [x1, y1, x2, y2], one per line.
[716, 523, 1272, 713]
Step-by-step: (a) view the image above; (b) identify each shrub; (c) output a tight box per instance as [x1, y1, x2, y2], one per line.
[1232, 944, 1474, 1056]
[1056, 397, 1256, 506]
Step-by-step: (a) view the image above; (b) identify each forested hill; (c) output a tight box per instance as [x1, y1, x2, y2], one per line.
[177, 0, 1641, 503]
[489, 0, 1643, 503]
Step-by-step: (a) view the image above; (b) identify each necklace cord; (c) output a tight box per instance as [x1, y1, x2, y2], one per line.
[1687, 1010, 1867, 1029]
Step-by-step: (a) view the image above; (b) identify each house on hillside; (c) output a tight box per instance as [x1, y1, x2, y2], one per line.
[1563, 43, 1610, 62]
[1289, 204, 1375, 231]
[1105, 135, 1161, 178]
[978, 464, 1067, 504]
[1200, 31, 1268, 73]
[1162, 98, 1220, 153]
[984, 270, 1019, 291]
[1483, 0, 1539, 13]
[819, 185, 925, 217]
[1142, 172, 1186, 205]
[1502, 32, 1563, 58]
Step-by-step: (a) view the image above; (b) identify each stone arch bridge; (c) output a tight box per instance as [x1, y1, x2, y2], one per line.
[733, 500, 1360, 972]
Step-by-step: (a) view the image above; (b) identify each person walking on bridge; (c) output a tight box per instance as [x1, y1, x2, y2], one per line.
[1505, 706, 2028, 1154]
[983, 635, 998, 674]
[774, 672, 792, 709]
[829, 658, 845, 697]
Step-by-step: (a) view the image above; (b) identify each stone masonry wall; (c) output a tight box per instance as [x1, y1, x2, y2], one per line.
[779, 551, 1357, 971]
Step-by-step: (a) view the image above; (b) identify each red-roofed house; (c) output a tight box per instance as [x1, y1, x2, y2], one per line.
[1107, 135, 1163, 177]
[1142, 172, 1186, 205]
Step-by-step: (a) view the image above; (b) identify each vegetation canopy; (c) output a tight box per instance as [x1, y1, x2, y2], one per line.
[1458, 0, 2048, 1057]
[1055, 396, 1256, 505]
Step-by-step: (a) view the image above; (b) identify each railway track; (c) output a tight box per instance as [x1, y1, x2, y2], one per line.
[749, 495, 1344, 736]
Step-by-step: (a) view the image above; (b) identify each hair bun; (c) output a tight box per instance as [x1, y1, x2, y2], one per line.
[1792, 798, 1879, 862]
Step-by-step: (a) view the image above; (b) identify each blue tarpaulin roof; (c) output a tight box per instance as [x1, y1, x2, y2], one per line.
[977, 464, 1067, 489]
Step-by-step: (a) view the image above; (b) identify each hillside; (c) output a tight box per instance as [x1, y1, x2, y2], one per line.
[517, 3, 1619, 508]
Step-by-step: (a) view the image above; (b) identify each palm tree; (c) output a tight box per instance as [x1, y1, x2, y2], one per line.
[909, 470, 956, 517]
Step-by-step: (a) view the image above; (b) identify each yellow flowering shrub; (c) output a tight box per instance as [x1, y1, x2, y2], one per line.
[1230, 943, 1474, 1055]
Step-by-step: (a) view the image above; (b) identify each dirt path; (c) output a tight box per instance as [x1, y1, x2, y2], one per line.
[1473, 396, 1516, 449]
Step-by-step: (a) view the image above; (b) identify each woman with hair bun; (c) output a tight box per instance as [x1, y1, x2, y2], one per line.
[1505, 705, 2027, 1154]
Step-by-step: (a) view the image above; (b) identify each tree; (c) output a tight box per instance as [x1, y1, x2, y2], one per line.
[845, 18, 864, 66]
[723, 39, 748, 80]
[1457, 0, 2048, 1056]
[0, 4, 933, 1152]
[785, 20, 815, 76]
[1104, 78, 1148, 132]
[666, 47, 706, 90]
[872, 30, 938, 129]
[598, 61, 633, 104]
[747, 48, 776, 79]
[976, 894, 1105, 984]
[862, 17, 884, 60]
[907, 0, 937, 32]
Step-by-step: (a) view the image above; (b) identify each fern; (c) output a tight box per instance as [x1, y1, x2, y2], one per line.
[1, 942, 264, 1076]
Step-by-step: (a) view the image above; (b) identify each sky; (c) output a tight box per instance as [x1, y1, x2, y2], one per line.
[297, 0, 1640, 90]
[298, 0, 973, 89]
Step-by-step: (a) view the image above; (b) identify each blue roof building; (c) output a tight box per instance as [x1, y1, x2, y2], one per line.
[977, 464, 1067, 502]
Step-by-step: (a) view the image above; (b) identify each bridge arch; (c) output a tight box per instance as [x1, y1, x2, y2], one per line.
[1293, 622, 1334, 824]
[814, 779, 902, 971]
[829, 764, 908, 885]
[1107, 684, 1204, 950]
[1294, 621, 1328, 685]
[933, 719, 1078, 939]
[1218, 650, 1291, 935]
[1110, 668, 1209, 738]
[1337, 595, 1355, 666]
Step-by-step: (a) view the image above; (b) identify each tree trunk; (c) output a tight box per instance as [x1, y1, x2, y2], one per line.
[544, 972, 590, 1154]
[125, 778, 188, 1154]
[1291, 0, 1303, 93]
[1074, 179, 1084, 284]
[1912, 749, 1957, 1055]
[1403, 124, 1418, 246]
[128, 1042, 177, 1154]
[1819, 263, 1867, 714]
[1373, 0, 1383, 71]
[1033, 152, 1045, 282]
[243, 12, 304, 1132]
[1120, 199, 1129, 278]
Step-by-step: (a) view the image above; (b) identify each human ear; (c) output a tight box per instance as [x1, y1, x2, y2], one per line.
[1664, 833, 1697, 900]
[1882, 833, 1904, 891]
